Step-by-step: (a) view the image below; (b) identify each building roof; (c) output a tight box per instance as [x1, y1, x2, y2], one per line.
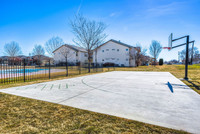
[68, 45, 87, 52]
[94, 39, 135, 51]
[52, 44, 87, 53]
[109, 39, 134, 48]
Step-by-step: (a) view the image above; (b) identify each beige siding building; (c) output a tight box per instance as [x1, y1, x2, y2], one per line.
[93, 39, 137, 67]
[53, 44, 88, 64]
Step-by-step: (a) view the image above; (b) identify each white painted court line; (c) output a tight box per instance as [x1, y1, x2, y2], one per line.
[1, 71, 200, 133]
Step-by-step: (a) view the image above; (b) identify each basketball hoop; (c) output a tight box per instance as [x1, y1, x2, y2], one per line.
[166, 33, 195, 80]
[162, 47, 171, 50]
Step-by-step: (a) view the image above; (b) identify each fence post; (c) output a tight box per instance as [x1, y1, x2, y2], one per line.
[96, 63, 98, 72]
[0, 59, 2, 84]
[49, 60, 51, 79]
[23, 59, 26, 82]
[79, 62, 81, 74]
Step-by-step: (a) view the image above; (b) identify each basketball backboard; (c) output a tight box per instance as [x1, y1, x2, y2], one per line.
[168, 33, 173, 50]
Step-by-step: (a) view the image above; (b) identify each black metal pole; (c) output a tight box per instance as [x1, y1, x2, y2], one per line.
[49, 60, 51, 79]
[66, 59, 68, 76]
[191, 42, 194, 65]
[79, 62, 81, 74]
[23, 59, 26, 82]
[0, 60, 2, 83]
[184, 36, 189, 80]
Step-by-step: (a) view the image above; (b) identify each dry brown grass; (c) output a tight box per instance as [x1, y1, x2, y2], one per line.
[0, 92, 188, 134]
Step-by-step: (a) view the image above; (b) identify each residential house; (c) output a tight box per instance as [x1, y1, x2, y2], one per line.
[31, 55, 53, 66]
[53, 44, 88, 65]
[93, 39, 137, 67]
[141, 55, 151, 66]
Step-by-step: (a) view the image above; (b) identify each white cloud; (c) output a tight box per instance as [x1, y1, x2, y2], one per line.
[145, 1, 187, 18]
[109, 12, 123, 18]
[76, 0, 84, 15]
[110, 13, 116, 17]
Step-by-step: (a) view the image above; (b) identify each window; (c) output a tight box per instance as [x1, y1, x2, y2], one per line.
[117, 58, 119, 60]
[84, 53, 88, 57]
[106, 49, 109, 51]
[126, 59, 128, 61]
[126, 49, 129, 51]
[117, 49, 119, 51]
[112, 49, 115, 51]
[111, 58, 115, 60]
[102, 50, 104, 52]
[102, 59, 104, 61]
[76, 52, 78, 56]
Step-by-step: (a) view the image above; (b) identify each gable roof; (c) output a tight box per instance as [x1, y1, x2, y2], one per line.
[94, 39, 134, 51]
[68, 45, 87, 52]
[52, 44, 87, 53]
[109, 39, 133, 48]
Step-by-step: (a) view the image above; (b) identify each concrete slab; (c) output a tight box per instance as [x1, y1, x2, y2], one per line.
[1, 71, 200, 133]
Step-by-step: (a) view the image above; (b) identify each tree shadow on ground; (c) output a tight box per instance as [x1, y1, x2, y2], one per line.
[187, 81, 200, 90]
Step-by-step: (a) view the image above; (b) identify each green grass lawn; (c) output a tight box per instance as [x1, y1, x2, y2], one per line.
[1, 64, 199, 133]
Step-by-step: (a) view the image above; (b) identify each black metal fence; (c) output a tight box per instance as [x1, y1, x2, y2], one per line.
[0, 59, 115, 84]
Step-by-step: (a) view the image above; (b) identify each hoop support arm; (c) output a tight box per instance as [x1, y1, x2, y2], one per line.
[172, 40, 195, 49]
[172, 35, 189, 42]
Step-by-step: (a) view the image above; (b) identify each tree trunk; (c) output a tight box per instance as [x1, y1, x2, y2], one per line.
[88, 60, 91, 73]
[38, 55, 41, 67]
[95, 50, 98, 72]
[154, 58, 156, 66]
[66, 58, 68, 76]
[88, 51, 91, 73]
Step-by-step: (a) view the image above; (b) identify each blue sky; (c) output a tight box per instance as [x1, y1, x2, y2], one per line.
[0, 0, 199, 61]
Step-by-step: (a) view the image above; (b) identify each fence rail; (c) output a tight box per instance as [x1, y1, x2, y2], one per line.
[0, 59, 115, 84]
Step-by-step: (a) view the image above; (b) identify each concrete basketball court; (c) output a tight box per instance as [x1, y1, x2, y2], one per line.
[1, 71, 200, 133]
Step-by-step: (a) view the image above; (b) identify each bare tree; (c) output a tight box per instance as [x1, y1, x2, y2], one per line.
[149, 40, 162, 65]
[180, 47, 199, 64]
[4, 41, 22, 58]
[59, 45, 73, 76]
[32, 45, 45, 66]
[135, 43, 147, 66]
[70, 14, 107, 72]
[45, 36, 64, 56]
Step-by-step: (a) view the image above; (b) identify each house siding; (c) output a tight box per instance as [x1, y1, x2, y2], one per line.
[53, 46, 87, 64]
[93, 41, 136, 67]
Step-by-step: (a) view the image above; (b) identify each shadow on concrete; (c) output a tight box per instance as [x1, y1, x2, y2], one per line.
[163, 82, 190, 90]
[167, 82, 174, 93]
